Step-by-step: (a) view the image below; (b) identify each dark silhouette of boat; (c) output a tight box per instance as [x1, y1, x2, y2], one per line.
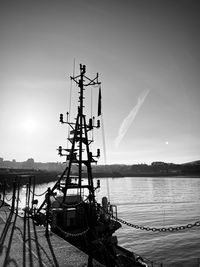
[34, 64, 148, 267]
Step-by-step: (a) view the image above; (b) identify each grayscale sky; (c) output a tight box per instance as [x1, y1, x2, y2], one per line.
[0, 0, 199, 164]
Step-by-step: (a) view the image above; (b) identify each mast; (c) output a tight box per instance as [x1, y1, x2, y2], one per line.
[59, 64, 101, 206]
[78, 64, 84, 189]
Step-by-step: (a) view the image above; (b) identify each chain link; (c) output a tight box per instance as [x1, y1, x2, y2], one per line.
[5, 195, 13, 202]
[98, 203, 200, 233]
[31, 189, 48, 197]
[56, 225, 89, 237]
[111, 215, 200, 232]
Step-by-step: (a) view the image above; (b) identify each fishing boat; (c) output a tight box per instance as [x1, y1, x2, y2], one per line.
[34, 64, 148, 267]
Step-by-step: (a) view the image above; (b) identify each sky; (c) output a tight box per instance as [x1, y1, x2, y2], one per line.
[0, 0, 200, 165]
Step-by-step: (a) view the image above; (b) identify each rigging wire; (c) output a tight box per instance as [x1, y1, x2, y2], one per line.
[67, 80, 72, 151]
[90, 86, 93, 118]
[67, 59, 75, 150]
[90, 87, 93, 143]
[101, 112, 110, 203]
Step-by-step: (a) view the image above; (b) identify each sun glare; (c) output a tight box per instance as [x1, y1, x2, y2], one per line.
[21, 117, 38, 133]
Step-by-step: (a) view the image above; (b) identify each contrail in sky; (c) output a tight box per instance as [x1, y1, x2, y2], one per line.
[114, 89, 150, 148]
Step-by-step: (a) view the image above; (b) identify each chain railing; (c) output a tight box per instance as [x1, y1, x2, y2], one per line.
[56, 225, 89, 238]
[111, 214, 200, 232]
[30, 189, 48, 197]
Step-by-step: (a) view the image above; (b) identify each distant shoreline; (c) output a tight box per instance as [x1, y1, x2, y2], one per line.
[93, 174, 200, 178]
[0, 168, 200, 189]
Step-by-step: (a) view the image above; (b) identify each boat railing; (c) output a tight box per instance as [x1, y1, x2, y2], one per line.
[135, 255, 200, 267]
[134, 253, 163, 267]
[109, 204, 118, 219]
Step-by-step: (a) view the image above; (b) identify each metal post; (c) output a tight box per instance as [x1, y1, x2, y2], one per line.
[0, 180, 6, 206]
[23, 183, 29, 267]
[11, 178, 17, 212]
[78, 64, 84, 189]
[45, 187, 51, 237]
[31, 176, 35, 212]
[27, 177, 31, 211]
[3, 180, 6, 204]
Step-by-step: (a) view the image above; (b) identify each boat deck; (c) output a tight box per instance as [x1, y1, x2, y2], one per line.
[0, 201, 104, 267]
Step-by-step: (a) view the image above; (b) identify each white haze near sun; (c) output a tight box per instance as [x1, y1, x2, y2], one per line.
[21, 117, 38, 134]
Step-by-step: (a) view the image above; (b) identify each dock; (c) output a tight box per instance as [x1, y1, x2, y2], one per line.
[0, 201, 104, 267]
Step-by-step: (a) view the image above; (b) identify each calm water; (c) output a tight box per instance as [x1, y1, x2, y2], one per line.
[95, 177, 200, 267]
[8, 176, 200, 267]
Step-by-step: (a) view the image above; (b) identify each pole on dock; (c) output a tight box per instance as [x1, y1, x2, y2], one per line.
[45, 187, 51, 237]
[11, 179, 17, 212]
[0, 180, 6, 208]
[3, 180, 6, 204]
[31, 176, 36, 214]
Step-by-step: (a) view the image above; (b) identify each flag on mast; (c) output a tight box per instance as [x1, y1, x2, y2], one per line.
[98, 87, 102, 116]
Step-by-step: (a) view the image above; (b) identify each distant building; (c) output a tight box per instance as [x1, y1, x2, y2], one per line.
[22, 158, 35, 169]
[0, 157, 4, 168]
